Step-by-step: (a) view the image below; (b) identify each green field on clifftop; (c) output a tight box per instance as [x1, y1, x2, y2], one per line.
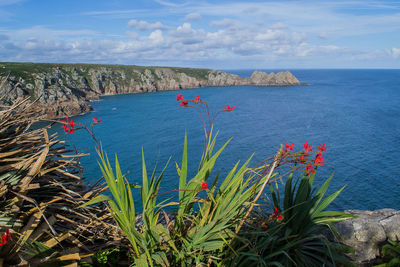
[0, 62, 213, 82]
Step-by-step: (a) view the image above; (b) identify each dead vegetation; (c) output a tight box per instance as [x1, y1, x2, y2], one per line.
[0, 81, 124, 266]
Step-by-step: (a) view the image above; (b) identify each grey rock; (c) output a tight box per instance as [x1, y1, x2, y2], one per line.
[333, 209, 400, 264]
[250, 70, 299, 86]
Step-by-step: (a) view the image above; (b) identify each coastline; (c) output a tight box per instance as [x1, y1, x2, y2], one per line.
[0, 62, 301, 118]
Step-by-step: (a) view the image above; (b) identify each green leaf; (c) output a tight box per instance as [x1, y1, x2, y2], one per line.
[312, 185, 346, 218]
[179, 132, 188, 203]
[79, 194, 111, 208]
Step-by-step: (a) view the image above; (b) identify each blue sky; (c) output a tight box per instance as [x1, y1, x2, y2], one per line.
[0, 0, 399, 69]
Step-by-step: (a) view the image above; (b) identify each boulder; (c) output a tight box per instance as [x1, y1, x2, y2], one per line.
[333, 209, 400, 264]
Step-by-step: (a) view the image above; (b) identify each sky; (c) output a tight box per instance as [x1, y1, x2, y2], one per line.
[0, 0, 399, 69]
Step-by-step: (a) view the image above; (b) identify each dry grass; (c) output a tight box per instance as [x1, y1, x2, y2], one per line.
[0, 93, 123, 265]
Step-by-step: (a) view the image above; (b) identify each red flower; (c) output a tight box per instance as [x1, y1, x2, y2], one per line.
[177, 93, 183, 101]
[306, 162, 315, 175]
[314, 153, 325, 166]
[285, 142, 294, 152]
[273, 207, 283, 220]
[224, 105, 235, 111]
[303, 141, 313, 152]
[93, 117, 102, 124]
[60, 115, 76, 134]
[296, 155, 306, 164]
[0, 229, 11, 246]
[180, 100, 189, 107]
[192, 95, 200, 102]
[67, 126, 75, 134]
[201, 181, 208, 190]
[317, 144, 326, 153]
[69, 119, 76, 128]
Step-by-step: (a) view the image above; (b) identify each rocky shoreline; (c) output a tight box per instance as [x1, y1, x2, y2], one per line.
[332, 209, 400, 265]
[0, 63, 300, 118]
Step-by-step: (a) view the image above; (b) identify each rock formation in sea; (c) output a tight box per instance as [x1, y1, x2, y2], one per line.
[0, 63, 300, 118]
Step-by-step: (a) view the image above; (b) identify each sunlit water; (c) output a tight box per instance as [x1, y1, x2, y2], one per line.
[54, 69, 400, 211]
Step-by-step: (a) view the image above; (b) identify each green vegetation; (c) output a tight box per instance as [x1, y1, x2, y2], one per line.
[0, 62, 213, 86]
[230, 171, 354, 266]
[374, 239, 400, 267]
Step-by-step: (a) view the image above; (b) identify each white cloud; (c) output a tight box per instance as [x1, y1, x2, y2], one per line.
[127, 19, 169, 31]
[255, 29, 287, 41]
[390, 47, 400, 59]
[171, 23, 206, 45]
[185, 12, 201, 21]
[2, 0, 400, 69]
[269, 22, 288, 30]
[148, 30, 164, 44]
[210, 18, 236, 28]
[126, 31, 139, 39]
[0, 22, 354, 66]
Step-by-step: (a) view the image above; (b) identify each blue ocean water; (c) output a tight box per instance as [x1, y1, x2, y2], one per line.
[58, 69, 400, 211]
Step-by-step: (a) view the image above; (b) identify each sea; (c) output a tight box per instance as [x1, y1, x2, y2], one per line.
[57, 69, 400, 211]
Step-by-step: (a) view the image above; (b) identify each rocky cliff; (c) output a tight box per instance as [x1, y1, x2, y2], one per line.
[0, 62, 300, 118]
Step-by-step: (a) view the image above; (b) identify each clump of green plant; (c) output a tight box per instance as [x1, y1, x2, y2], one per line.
[81, 94, 283, 265]
[92, 247, 126, 266]
[374, 239, 400, 267]
[225, 141, 355, 266]
[83, 131, 279, 265]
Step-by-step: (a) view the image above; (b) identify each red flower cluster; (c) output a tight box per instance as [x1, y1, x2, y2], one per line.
[285, 142, 294, 152]
[176, 94, 235, 113]
[318, 144, 326, 152]
[287, 141, 326, 176]
[224, 105, 235, 111]
[0, 229, 11, 246]
[177, 93, 183, 101]
[297, 155, 305, 164]
[306, 162, 315, 175]
[303, 141, 313, 152]
[257, 207, 283, 229]
[92, 117, 102, 125]
[314, 153, 324, 166]
[180, 100, 189, 107]
[314, 143, 326, 166]
[60, 115, 76, 134]
[201, 181, 208, 190]
[177, 93, 189, 106]
[273, 207, 283, 221]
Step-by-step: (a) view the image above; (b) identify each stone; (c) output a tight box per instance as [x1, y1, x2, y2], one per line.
[333, 209, 400, 264]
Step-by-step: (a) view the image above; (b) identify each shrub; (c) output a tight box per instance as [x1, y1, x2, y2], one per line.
[228, 168, 354, 266]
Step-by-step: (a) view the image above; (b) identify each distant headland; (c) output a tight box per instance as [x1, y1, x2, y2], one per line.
[0, 62, 300, 118]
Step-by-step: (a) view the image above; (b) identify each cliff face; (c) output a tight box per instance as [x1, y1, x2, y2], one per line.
[0, 63, 300, 118]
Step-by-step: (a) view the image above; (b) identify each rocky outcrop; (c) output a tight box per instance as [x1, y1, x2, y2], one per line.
[249, 70, 300, 86]
[0, 63, 301, 118]
[333, 209, 400, 265]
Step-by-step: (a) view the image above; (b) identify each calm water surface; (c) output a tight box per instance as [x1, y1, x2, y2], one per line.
[58, 69, 400, 211]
